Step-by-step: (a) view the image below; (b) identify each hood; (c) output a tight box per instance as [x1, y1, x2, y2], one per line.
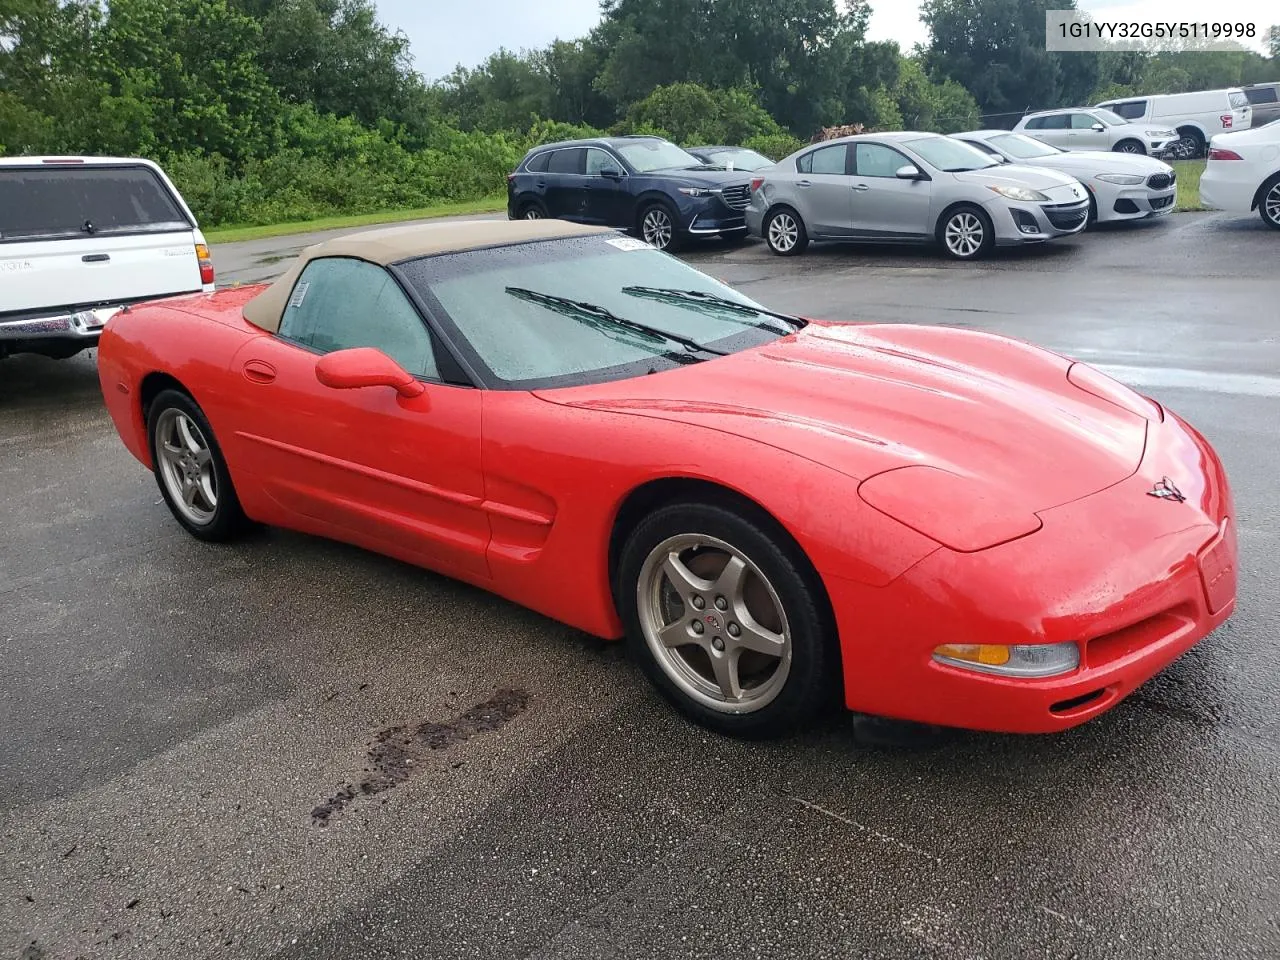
[647, 166, 754, 188]
[954, 164, 1081, 193]
[1021, 151, 1171, 176]
[534, 321, 1149, 516]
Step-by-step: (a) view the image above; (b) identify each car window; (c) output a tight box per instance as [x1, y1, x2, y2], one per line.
[1037, 114, 1069, 130]
[1228, 91, 1249, 109]
[1245, 87, 1278, 104]
[547, 148, 585, 175]
[798, 144, 847, 175]
[962, 139, 1002, 157]
[398, 235, 792, 390]
[1070, 113, 1099, 129]
[989, 134, 1061, 158]
[1023, 116, 1043, 130]
[612, 139, 701, 173]
[0, 165, 191, 243]
[585, 148, 620, 176]
[525, 151, 551, 173]
[278, 257, 441, 380]
[854, 143, 910, 177]
[1110, 100, 1147, 119]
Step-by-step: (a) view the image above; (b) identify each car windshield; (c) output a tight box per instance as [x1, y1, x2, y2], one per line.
[701, 148, 773, 171]
[614, 139, 702, 172]
[1092, 109, 1128, 126]
[903, 136, 999, 172]
[988, 134, 1063, 159]
[397, 235, 796, 389]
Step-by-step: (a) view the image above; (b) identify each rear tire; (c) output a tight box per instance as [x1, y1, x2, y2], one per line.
[764, 207, 808, 256]
[937, 205, 994, 260]
[518, 200, 548, 220]
[1259, 175, 1280, 231]
[147, 389, 247, 542]
[617, 500, 839, 738]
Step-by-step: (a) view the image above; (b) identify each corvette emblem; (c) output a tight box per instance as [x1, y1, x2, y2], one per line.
[1147, 477, 1186, 502]
[704, 613, 721, 630]
[1072, 188, 1080, 197]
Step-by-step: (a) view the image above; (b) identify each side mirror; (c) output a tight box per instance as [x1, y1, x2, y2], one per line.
[1091, 123, 1105, 132]
[600, 166, 622, 179]
[895, 164, 923, 180]
[315, 347, 425, 399]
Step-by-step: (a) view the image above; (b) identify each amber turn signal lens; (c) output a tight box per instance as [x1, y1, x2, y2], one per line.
[934, 643, 1011, 666]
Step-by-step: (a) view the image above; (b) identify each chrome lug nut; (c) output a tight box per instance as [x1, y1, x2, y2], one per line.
[711, 636, 725, 652]
[727, 623, 741, 637]
[691, 596, 706, 610]
[714, 596, 728, 610]
[692, 620, 705, 635]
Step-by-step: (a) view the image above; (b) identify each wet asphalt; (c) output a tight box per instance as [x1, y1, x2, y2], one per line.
[2, 212, 1278, 960]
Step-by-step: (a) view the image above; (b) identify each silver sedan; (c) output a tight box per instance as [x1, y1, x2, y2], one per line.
[745, 132, 1090, 260]
[952, 130, 1177, 224]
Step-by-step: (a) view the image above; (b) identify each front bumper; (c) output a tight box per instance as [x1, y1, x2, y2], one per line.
[0, 305, 121, 343]
[990, 197, 1090, 245]
[679, 194, 749, 235]
[1095, 184, 1178, 221]
[1148, 138, 1177, 157]
[827, 407, 1236, 733]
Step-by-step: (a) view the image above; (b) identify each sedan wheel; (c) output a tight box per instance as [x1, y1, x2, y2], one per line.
[617, 501, 838, 737]
[641, 206, 675, 249]
[147, 388, 248, 541]
[764, 209, 808, 256]
[1115, 141, 1145, 154]
[1262, 179, 1280, 231]
[941, 209, 991, 260]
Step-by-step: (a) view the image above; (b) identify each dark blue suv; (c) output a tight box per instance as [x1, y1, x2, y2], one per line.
[506, 136, 754, 251]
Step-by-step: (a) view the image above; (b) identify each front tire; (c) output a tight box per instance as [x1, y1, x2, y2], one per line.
[147, 389, 247, 542]
[764, 207, 808, 256]
[638, 202, 681, 251]
[1114, 139, 1145, 155]
[938, 205, 994, 260]
[1259, 175, 1280, 231]
[617, 501, 839, 738]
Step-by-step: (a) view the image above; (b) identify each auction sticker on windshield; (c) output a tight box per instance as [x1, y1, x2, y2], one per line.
[606, 237, 652, 251]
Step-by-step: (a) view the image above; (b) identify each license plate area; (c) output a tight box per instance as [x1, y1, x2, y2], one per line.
[1198, 519, 1236, 614]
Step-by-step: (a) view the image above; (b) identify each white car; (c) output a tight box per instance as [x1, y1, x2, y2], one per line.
[0, 156, 214, 361]
[1013, 108, 1178, 157]
[1199, 119, 1280, 231]
[952, 130, 1177, 225]
[1097, 88, 1254, 158]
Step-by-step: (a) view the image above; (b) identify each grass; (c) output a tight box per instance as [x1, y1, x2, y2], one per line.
[203, 194, 508, 244]
[1173, 159, 1206, 212]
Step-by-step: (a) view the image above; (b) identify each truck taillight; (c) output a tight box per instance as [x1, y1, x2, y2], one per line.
[1207, 148, 1243, 161]
[195, 242, 215, 285]
[1221, 114, 1233, 128]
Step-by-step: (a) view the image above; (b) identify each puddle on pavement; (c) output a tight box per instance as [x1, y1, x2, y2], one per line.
[311, 688, 529, 827]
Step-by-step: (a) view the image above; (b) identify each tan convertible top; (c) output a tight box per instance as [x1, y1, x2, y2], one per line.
[242, 218, 614, 333]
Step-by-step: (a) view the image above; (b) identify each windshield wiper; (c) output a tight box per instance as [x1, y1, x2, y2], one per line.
[620, 286, 804, 332]
[504, 287, 728, 357]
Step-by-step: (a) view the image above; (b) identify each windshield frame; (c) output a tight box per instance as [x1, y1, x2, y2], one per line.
[391, 236, 791, 391]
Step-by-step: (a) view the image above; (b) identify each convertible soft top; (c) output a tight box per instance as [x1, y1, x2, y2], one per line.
[242, 218, 613, 333]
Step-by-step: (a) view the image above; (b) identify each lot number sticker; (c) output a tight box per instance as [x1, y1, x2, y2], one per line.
[605, 237, 652, 252]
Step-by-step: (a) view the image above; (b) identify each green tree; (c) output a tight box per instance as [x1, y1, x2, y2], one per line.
[621, 82, 789, 144]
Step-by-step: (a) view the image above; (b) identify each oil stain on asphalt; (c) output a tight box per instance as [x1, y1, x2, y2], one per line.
[310, 688, 530, 827]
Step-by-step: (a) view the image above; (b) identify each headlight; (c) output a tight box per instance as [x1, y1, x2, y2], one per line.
[678, 187, 717, 197]
[1095, 173, 1145, 185]
[857, 465, 1041, 553]
[987, 184, 1049, 202]
[933, 642, 1080, 677]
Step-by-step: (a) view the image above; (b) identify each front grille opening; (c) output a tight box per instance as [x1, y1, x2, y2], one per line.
[1086, 605, 1194, 668]
[720, 184, 751, 210]
[1114, 198, 1141, 214]
[1050, 689, 1106, 714]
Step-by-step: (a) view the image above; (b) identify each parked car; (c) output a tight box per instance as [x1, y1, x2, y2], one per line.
[1241, 82, 1280, 129]
[0, 156, 214, 361]
[952, 130, 1177, 224]
[1095, 88, 1254, 158]
[506, 136, 753, 251]
[95, 218, 1236, 737]
[1013, 108, 1179, 156]
[686, 145, 775, 171]
[745, 132, 1091, 260]
[1199, 119, 1280, 230]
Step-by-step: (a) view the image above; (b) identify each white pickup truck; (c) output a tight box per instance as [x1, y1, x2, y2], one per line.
[0, 156, 215, 361]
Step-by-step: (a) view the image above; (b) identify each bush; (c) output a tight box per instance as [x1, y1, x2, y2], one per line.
[619, 83, 790, 147]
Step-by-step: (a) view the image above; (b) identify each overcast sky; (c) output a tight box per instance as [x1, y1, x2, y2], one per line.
[387, 0, 1272, 80]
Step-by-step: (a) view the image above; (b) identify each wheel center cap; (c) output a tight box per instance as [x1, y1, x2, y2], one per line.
[703, 612, 721, 630]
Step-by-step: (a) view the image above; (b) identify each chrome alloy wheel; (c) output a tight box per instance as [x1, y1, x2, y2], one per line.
[636, 533, 792, 714]
[1117, 141, 1144, 154]
[155, 408, 218, 525]
[1265, 182, 1280, 227]
[944, 211, 984, 258]
[641, 207, 674, 248]
[767, 212, 799, 253]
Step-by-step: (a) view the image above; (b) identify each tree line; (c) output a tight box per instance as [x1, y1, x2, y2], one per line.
[1, 0, 1274, 228]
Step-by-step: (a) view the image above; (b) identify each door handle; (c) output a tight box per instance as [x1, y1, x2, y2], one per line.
[242, 359, 276, 384]
[82, 253, 110, 263]
[535, 181, 547, 188]
[796, 180, 812, 188]
[852, 184, 870, 191]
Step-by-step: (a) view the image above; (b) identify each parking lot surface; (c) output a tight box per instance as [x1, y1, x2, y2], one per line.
[3, 212, 1278, 960]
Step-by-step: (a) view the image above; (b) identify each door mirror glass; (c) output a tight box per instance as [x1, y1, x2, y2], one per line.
[895, 164, 923, 180]
[315, 347, 426, 399]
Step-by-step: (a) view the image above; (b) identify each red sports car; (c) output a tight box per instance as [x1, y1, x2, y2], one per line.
[96, 219, 1237, 738]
